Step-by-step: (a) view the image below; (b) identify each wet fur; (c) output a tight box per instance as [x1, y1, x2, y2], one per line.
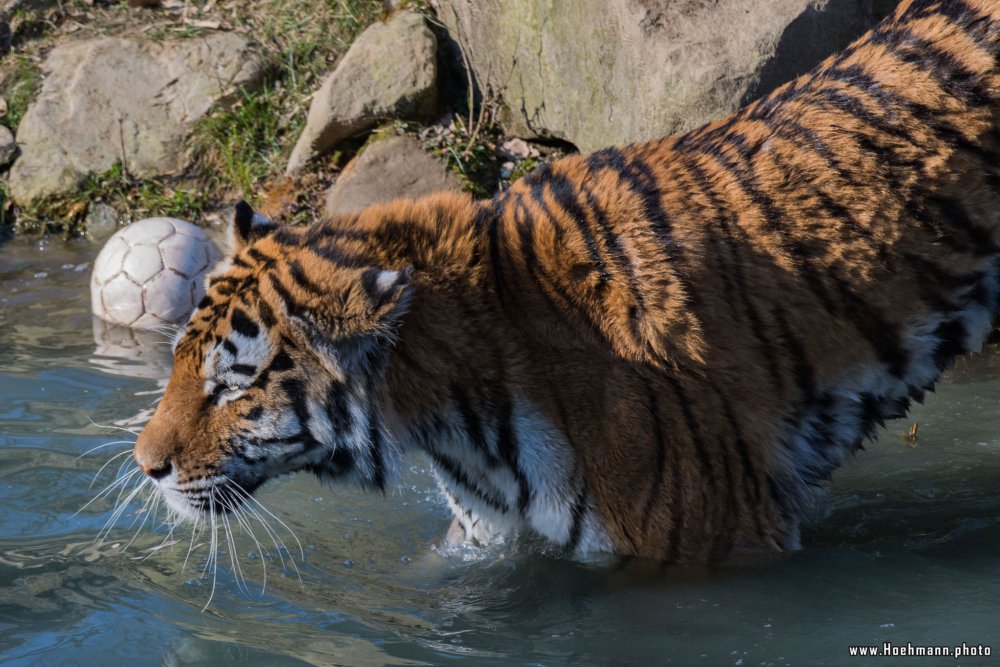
[135, 0, 1000, 561]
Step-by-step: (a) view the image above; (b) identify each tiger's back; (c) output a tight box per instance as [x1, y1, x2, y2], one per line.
[134, 0, 1000, 562]
[459, 0, 1000, 558]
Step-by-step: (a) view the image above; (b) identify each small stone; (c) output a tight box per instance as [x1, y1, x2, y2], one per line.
[85, 203, 120, 242]
[324, 134, 463, 216]
[0, 125, 15, 167]
[287, 12, 439, 173]
[499, 138, 539, 160]
[0, 97, 8, 118]
[500, 161, 515, 179]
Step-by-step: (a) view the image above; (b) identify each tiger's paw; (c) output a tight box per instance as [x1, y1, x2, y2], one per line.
[445, 515, 497, 547]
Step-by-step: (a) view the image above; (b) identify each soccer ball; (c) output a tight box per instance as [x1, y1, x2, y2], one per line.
[90, 217, 222, 329]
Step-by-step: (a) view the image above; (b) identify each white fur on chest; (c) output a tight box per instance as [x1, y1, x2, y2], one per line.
[409, 394, 612, 554]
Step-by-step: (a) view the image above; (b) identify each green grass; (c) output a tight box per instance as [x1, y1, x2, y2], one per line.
[195, 87, 285, 200]
[191, 0, 386, 201]
[2, 56, 41, 132]
[13, 163, 211, 236]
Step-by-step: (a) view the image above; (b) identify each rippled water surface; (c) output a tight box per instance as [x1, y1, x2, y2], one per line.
[2, 236, 1000, 666]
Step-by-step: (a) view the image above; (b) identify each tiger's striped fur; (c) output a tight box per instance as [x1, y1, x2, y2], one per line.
[135, 0, 1000, 561]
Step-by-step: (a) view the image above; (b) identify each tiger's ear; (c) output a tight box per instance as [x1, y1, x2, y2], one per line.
[230, 200, 278, 254]
[359, 265, 414, 331]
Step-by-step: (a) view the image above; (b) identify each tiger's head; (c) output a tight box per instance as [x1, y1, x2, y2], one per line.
[133, 202, 413, 519]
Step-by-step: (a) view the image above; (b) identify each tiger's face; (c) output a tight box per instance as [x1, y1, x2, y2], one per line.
[133, 203, 411, 519]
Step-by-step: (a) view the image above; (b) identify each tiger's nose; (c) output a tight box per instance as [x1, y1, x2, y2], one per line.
[135, 452, 172, 480]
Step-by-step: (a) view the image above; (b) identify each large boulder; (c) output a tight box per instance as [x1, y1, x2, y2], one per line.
[287, 12, 439, 174]
[434, 0, 897, 152]
[324, 134, 462, 216]
[7, 32, 263, 205]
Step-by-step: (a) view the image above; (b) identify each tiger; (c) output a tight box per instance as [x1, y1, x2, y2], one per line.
[133, 0, 1000, 563]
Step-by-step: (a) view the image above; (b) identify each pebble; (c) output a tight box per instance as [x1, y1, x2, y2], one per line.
[0, 125, 16, 167]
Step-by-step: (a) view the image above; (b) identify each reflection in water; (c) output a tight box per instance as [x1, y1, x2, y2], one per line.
[2, 238, 1000, 666]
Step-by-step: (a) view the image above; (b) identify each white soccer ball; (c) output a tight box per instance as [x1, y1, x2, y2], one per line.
[90, 217, 222, 329]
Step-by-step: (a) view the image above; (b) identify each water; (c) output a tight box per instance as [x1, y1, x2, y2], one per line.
[2, 236, 999, 666]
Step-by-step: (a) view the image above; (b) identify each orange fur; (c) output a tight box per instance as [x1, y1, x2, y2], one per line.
[135, 0, 1000, 561]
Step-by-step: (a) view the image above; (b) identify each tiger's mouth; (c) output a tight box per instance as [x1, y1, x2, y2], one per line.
[155, 470, 266, 520]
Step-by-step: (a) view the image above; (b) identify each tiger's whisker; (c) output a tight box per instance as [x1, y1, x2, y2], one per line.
[202, 494, 219, 611]
[88, 450, 135, 487]
[224, 478, 302, 583]
[226, 498, 268, 595]
[74, 440, 135, 462]
[86, 418, 141, 438]
[74, 467, 142, 517]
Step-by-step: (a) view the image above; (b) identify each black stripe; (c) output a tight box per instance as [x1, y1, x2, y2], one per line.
[247, 247, 277, 266]
[268, 274, 306, 320]
[772, 306, 816, 401]
[536, 172, 612, 288]
[566, 483, 588, 552]
[587, 148, 691, 295]
[707, 131, 839, 313]
[269, 349, 295, 372]
[452, 385, 500, 467]
[662, 374, 721, 560]
[326, 382, 353, 433]
[222, 339, 238, 356]
[230, 364, 256, 376]
[426, 449, 511, 514]
[204, 384, 226, 409]
[511, 195, 606, 343]
[683, 155, 787, 395]
[289, 259, 324, 295]
[639, 383, 667, 534]
[281, 377, 322, 450]
[494, 381, 532, 516]
[256, 297, 277, 328]
[580, 187, 647, 346]
[230, 307, 260, 338]
[273, 226, 301, 247]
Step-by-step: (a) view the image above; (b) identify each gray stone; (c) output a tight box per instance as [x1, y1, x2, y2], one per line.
[324, 134, 462, 216]
[434, 0, 896, 151]
[0, 124, 14, 167]
[287, 12, 439, 174]
[85, 203, 120, 242]
[8, 32, 263, 205]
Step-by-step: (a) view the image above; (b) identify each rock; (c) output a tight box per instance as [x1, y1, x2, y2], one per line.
[499, 137, 539, 160]
[8, 33, 263, 205]
[0, 124, 15, 167]
[324, 134, 462, 216]
[85, 203, 120, 242]
[287, 12, 439, 174]
[434, 0, 895, 151]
